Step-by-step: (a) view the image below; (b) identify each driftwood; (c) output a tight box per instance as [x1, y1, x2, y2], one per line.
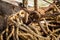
[0, 0, 60, 40]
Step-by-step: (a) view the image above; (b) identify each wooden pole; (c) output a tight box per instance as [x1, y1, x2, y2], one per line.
[22, 0, 28, 8]
[34, 0, 38, 11]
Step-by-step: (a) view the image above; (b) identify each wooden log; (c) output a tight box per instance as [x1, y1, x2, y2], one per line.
[22, 0, 28, 8]
[34, 0, 38, 11]
[0, 1, 20, 16]
[0, 15, 6, 33]
[0, 1, 21, 33]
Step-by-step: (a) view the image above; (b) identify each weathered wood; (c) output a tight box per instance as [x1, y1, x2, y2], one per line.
[34, 0, 38, 11]
[0, 15, 6, 33]
[0, 1, 20, 16]
[0, 1, 21, 33]
[22, 0, 28, 8]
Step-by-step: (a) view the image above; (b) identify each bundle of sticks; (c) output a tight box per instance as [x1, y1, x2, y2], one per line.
[0, 0, 60, 40]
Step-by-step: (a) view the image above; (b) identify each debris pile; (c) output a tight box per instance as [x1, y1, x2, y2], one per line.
[0, 0, 60, 40]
